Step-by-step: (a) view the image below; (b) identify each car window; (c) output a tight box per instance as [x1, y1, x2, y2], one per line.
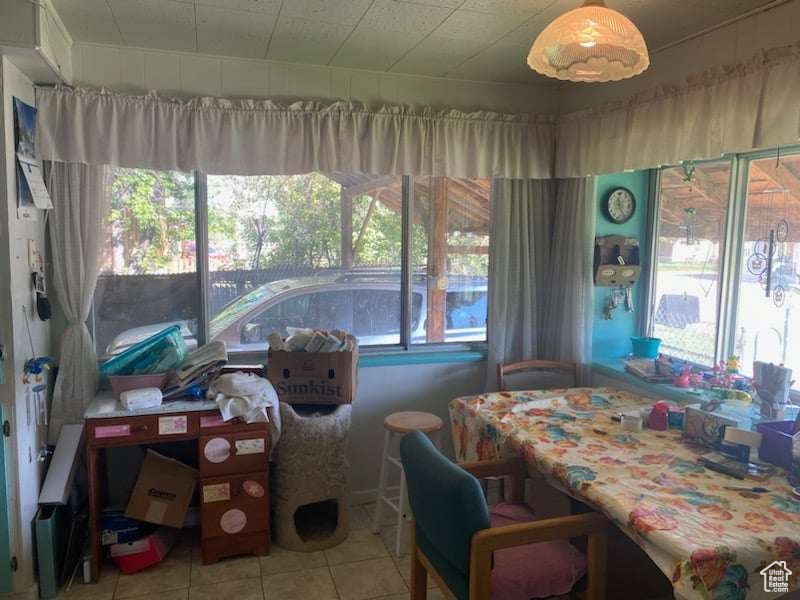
[446, 290, 487, 329]
[353, 290, 401, 337]
[240, 290, 353, 344]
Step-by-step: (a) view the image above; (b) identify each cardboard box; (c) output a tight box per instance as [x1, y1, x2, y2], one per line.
[684, 405, 739, 447]
[110, 528, 177, 574]
[267, 348, 358, 404]
[125, 450, 198, 528]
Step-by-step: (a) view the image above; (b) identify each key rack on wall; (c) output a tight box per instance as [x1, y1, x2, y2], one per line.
[594, 235, 641, 287]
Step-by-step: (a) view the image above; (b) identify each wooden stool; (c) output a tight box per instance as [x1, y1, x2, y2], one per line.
[372, 411, 443, 556]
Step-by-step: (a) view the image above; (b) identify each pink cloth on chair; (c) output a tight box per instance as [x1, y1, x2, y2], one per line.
[489, 503, 587, 600]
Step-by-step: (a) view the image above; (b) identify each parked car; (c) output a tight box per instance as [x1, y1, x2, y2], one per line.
[105, 271, 488, 355]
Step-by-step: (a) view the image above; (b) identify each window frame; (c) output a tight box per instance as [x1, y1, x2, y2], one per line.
[95, 171, 489, 362]
[645, 146, 800, 382]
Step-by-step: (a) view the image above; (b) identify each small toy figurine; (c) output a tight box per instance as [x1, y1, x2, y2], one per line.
[726, 356, 740, 374]
[674, 364, 691, 388]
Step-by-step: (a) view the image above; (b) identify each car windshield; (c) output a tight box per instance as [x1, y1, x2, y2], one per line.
[209, 282, 283, 339]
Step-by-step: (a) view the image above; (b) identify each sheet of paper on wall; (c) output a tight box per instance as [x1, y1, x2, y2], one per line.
[16, 153, 53, 210]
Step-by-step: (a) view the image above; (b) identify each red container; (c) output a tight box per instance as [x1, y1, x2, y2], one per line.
[756, 420, 798, 471]
[648, 401, 670, 431]
[110, 528, 176, 574]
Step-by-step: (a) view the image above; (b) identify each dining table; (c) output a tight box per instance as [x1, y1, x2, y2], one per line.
[449, 387, 800, 600]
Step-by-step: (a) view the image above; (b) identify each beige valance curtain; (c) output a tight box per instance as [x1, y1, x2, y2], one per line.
[36, 86, 555, 179]
[555, 42, 800, 178]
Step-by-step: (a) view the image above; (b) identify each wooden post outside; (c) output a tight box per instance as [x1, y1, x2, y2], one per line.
[341, 188, 354, 269]
[426, 177, 448, 343]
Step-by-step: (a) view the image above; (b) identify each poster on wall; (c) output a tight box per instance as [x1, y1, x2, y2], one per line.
[13, 97, 53, 219]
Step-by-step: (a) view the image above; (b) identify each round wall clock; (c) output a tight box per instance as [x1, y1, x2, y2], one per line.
[603, 187, 636, 224]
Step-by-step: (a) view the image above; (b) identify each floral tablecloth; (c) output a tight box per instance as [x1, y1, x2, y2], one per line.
[449, 387, 800, 600]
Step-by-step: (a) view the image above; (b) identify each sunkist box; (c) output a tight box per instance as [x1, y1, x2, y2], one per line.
[267, 347, 358, 404]
[125, 450, 198, 528]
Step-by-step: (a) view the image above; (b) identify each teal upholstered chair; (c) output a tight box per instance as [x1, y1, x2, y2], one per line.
[399, 431, 607, 600]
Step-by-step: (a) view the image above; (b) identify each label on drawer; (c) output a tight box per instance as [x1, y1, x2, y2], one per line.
[203, 483, 231, 503]
[235, 438, 265, 455]
[242, 480, 264, 498]
[158, 415, 187, 435]
[200, 414, 226, 428]
[204, 438, 231, 464]
[95, 424, 131, 438]
[220, 509, 247, 534]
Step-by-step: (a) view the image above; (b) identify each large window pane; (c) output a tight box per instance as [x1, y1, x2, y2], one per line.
[652, 161, 731, 364]
[206, 173, 402, 351]
[734, 154, 800, 384]
[95, 168, 199, 357]
[413, 177, 490, 344]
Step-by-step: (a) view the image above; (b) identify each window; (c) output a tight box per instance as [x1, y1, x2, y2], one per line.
[734, 154, 800, 378]
[649, 147, 800, 392]
[95, 171, 490, 356]
[651, 160, 731, 364]
[95, 168, 200, 356]
[413, 177, 490, 344]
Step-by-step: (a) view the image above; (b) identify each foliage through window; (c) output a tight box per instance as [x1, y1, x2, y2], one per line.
[95, 171, 490, 356]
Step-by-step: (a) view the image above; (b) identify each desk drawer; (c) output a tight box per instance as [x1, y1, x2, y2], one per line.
[200, 472, 268, 539]
[199, 431, 269, 476]
[88, 413, 197, 445]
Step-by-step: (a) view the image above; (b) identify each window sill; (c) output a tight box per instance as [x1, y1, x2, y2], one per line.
[358, 348, 486, 368]
[592, 358, 714, 406]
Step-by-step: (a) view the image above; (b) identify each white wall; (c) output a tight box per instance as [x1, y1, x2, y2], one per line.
[70, 42, 560, 115]
[350, 360, 485, 501]
[558, 1, 800, 114]
[0, 56, 52, 592]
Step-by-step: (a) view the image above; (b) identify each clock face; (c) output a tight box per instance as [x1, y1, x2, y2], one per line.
[605, 188, 636, 224]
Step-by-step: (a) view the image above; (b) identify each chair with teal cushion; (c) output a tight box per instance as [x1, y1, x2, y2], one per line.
[399, 430, 607, 600]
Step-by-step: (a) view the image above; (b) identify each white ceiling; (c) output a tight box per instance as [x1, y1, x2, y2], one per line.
[52, 0, 778, 83]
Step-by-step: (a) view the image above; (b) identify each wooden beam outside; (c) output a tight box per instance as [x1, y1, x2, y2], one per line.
[447, 245, 489, 255]
[426, 177, 448, 343]
[341, 188, 354, 269]
[342, 176, 399, 199]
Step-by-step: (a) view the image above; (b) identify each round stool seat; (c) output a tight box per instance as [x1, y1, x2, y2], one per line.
[384, 411, 443, 434]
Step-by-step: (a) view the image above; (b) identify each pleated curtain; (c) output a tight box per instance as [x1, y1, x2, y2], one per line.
[46, 162, 108, 442]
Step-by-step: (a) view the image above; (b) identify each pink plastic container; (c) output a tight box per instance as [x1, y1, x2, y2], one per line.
[108, 373, 168, 399]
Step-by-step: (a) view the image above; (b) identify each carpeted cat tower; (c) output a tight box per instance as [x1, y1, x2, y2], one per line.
[271, 402, 352, 551]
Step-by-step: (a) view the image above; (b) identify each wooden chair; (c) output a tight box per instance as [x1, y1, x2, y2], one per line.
[400, 431, 608, 600]
[497, 359, 579, 392]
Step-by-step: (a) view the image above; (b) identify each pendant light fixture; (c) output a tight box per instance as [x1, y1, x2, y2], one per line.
[527, 0, 649, 83]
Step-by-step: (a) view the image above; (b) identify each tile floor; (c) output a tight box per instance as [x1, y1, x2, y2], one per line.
[51, 503, 448, 600]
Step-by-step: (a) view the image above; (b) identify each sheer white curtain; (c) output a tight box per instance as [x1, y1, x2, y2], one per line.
[555, 42, 800, 177]
[36, 87, 555, 179]
[487, 177, 594, 389]
[47, 162, 108, 440]
[541, 178, 595, 382]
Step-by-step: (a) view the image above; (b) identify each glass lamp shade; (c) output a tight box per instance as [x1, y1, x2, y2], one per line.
[527, 0, 649, 83]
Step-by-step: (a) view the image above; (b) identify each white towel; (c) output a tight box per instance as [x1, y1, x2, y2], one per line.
[207, 372, 281, 452]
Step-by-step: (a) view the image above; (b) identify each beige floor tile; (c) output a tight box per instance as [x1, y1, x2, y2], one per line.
[124, 590, 189, 600]
[348, 504, 373, 530]
[363, 502, 398, 528]
[58, 565, 119, 600]
[190, 554, 261, 587]
[113, 559, 190, 599]
[392, 553, 435, 590]
[378, 524, 412, 556]
[330, 557, 407, 600]
[258, 545, 326, 576]
[2, 592, 37, 600]
[262, 567, 337, 600]
[189, 578, 263, 600]
[324, 528, 388, 565]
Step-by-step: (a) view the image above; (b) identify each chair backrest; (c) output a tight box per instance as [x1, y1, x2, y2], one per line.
[400, 431, 490, 593]
[497, 359, 578, 391]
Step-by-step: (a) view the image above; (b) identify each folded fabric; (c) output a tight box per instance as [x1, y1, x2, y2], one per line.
[207, 372, 281, 453]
